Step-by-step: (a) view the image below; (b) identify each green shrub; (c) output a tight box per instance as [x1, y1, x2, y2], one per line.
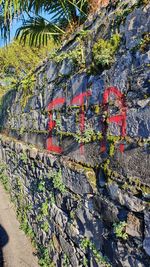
[92, 34, 121, 68]
[113, 221, 128, 240]
[38, 246, 51, 267]
[48, 169, 66, 193]
[53, 169, 66, 193]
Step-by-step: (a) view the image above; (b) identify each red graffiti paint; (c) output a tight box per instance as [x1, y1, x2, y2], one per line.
[47, 98, 65, 111]
[46, 87, 127, 155]
[47, 97, 65, 153]
[71, 90, 92, 154]
[71, 91, 92, 106]
[102, 87, 127, 152]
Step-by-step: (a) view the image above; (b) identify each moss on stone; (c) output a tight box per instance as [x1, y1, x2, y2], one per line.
[84, 168, 97, 191]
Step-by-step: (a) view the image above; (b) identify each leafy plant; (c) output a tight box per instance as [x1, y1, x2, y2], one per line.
[41, 201, 49, 217]
[63, 253, 70, 267]
[47, 169, 66, 193]
[49, 192, 56, 205]
[114, 7, 134, 27]
[38, 180, 46, 192]
[36, 200, 49, 223]
[81, 238, 111, 267]
[92, 33, 121, 68]
[81, 238, 90, 249]
[0, 39, 51, 76]
[20, 214, 35, 239]
[75, 127, 96, 143]
[55, 117, 63, 131]
[103, 159, 112, 177]
[19, 126, 25, 136]
[83, 256, 88, 267]
[38, 245, 51, 267]
[109, 142, 115, 157]
[19, 73, 36, 108]
[0, 162, 9, 191]
[20, 152, 28, 164]
[52, 169, 66, 193]
[11, 176, 36, 240]
[41, 221, 49, 233]
[51, 44, 85, 68]
[113, 221, 128, 240]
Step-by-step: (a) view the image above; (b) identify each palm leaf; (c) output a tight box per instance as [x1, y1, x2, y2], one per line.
[0, 0, 28, 21]
[0, 5, 10, 42]
[0, 0, 89, 46]
[0, 0, 28, 42]
[15, 16, 65, 46]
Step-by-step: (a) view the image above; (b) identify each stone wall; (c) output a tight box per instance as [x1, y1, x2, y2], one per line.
[0, 0, 150, 266]
[0, 133, 149, 267]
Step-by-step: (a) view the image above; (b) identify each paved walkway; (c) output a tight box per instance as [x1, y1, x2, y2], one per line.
[0, 183, 39, 267]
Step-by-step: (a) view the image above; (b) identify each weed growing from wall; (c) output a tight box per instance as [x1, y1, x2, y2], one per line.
[92, 34, 121, 69]
[0, 162, 10, 191]
[20, 73, 36, 108]
[20, 151, 28, 164]
[48, 169, 66, 193]
[49, 39, 85, 70]
[113, 221, 128, 240]
[38, 245, 53, 267]
[75, 127, 96, 143]
[81, 238, 111, 267]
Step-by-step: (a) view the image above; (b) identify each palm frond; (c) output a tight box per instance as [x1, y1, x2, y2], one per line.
[0, 5, 10, 43]
[0, 0, 89, 46]
[0, 0, 28, 21]
[0, 0, 28, 42]
[15, 16, 65, 46]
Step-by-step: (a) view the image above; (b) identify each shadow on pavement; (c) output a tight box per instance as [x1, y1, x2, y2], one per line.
[0, 224, 9, 267]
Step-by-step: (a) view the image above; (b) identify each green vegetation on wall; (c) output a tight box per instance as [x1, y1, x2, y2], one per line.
[92, 34, 121, 69]
[0, 162, 10, 191]
[81, 238, 111, 267]
[50, 38, 85, 70]
[113, 221, 128, 240]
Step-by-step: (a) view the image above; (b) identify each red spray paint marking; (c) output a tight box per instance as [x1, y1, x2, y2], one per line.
[47, 97, 65, 153]
[102, 87, 127, 153]
[47, 98, 65, 111]
[46, 87, 127, 154]
[71, 90, 92, 154]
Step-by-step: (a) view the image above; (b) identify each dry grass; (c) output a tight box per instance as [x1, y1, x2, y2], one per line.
[88, 0, 110, 14]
